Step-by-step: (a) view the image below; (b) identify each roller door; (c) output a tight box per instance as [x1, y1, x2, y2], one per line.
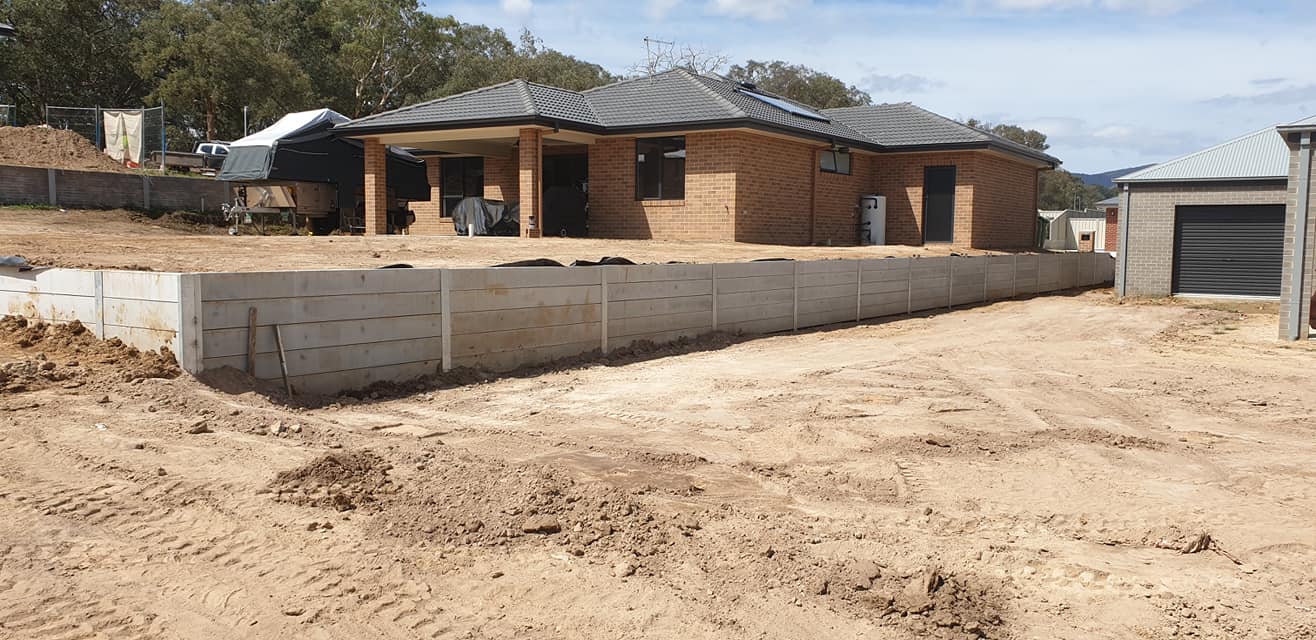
[1172, 205, 1284, 298]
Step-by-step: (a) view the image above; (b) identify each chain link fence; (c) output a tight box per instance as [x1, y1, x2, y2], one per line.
[44, 105, 167, 169]
[0, 104, 15, 126]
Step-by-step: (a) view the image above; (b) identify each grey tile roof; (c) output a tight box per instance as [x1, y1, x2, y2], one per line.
[824, 103, 1059, 164]
[1116, 126, 1289, 183]
[336, 69, 1058, 165]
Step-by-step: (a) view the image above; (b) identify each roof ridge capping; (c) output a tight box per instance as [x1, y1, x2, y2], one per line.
[1116, 125, 1287, 183]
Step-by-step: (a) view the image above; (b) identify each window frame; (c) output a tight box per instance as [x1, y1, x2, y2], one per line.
[635, 136, 686, 201]
[440, 156, 485, 219]
[819, 149, 852, 176]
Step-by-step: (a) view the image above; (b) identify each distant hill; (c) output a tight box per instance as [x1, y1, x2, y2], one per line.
[1073, 165, 1154, 188]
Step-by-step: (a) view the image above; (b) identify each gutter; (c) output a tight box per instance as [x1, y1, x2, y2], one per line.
[1285, 131, 1312, 340]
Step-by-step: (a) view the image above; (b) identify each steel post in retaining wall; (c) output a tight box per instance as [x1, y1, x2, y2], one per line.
[948, 257, 955, 310]
[710, 263, 718, 330]
[142, 175, 151, 210]
[1012, 254, 1018, 299]
[93, 271, 105, 339]
[600, 268, 609, 353]
[856, 260, 863, 323]
[439, 269, 452, 371]
[792, 261, 799, 331]
[47, 169, 56, 205]
[906, 258, 913, 315]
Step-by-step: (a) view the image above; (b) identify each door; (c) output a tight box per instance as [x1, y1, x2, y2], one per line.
[441, 157, 484, 217]
[542, 153, 589, 237]
[1172, 204, 1285, 297]
[922, 166, 956, 243]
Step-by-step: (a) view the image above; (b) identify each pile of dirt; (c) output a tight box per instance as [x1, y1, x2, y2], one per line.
[373, 449, 669, 558]
[0, 125, 132, 173]
[817, 564, 1007, 639]
[0, 316, 179, 391]
[269, 450, 396, 512]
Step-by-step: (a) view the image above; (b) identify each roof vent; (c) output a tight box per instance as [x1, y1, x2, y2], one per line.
[737, 82, 757, 91]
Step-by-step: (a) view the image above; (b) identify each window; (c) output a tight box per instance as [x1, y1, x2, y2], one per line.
[636, 137, 685, 200]
[820, 150, 851, 175]
[441, 156, 484, 218]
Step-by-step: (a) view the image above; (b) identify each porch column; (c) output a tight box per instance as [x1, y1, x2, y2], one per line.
[518, 128, 543, 238]
[364, 138, 388, 235]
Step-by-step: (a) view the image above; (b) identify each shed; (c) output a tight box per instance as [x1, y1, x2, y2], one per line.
[1114, 125, 1291, 299]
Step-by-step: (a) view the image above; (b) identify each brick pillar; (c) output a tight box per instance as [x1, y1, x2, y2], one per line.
[518, 128, 543, 238]
[364, 138, 388, 235]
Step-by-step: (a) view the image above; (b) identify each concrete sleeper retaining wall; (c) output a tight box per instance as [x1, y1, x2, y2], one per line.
[1, 252, 1115, 394]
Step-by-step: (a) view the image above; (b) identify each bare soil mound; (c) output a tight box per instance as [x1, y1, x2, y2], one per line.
[0, 125, 131, 173]
[0, 316, 179, 392]
[269, 450, 395, 512]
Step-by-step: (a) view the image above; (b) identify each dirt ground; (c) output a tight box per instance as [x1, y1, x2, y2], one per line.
[3, 208, 1004, 272]
[1, 291, 1314, 639]
[0, 127, 132, 173]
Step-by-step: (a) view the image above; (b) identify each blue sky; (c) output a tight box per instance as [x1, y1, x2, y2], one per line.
[426, 0, 1315, 173]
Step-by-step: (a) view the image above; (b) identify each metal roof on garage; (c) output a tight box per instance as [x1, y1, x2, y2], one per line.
[1115, 125, 1290, 183]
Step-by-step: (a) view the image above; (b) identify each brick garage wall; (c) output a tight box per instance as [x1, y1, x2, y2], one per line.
[588, 132, 736, 241]
[969, 153, 1039, 249]
[407, 158, 454, 236]
[0, 164, 228, 211]
[1104, 206, 1119, 252]
[874, 152, 977, 246]
[1279, 135, 1315, 339]
[1121, 181, 1288, 296]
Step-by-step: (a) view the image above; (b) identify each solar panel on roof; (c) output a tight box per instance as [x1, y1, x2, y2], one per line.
[735, 89, 829, 122]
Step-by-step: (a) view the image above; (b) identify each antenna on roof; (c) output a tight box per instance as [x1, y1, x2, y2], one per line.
[642, 36, 674, 80]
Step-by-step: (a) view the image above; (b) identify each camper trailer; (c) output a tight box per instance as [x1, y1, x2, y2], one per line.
[217, 109, 429, 234]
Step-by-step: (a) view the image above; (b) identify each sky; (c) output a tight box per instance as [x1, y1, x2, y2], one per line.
[426, 0, 1316, 174]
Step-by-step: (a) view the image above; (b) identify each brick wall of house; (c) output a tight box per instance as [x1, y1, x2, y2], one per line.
[969, 153, 1039, 249]
[734, 133, 815, 245]
[407, 158, 454, 236]
[874, 152, 976, 246]
[1278, 134, 1315, 339]
[587, 132, 737, 241]
[1104, 206, 1119, 252]
[1120, 181, 1288, 296]
[484, 155, 518, 202]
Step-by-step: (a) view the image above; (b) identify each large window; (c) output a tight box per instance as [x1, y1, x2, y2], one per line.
[441, 156, 484, 218]
[820, 149, 851, 175]
[636, 137, 685, 200]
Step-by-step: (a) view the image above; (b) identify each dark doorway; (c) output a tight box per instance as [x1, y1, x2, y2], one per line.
[441, 157, 484, 217]
[543, 153, 589, 237]
[922, 166, 956, 243]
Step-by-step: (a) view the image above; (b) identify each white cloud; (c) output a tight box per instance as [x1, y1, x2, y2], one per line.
[863, 73, 944, 94]
[500, 0, 533, 17]
[647, 0, 682, 20]
[979, 0, 1198, 14]
[706, 0, 802, 21]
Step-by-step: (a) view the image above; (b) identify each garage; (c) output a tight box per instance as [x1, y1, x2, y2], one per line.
[1172, 204, 1285, 297]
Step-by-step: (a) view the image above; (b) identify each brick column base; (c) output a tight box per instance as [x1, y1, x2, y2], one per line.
[518, 128, 543, 238]
[364, 139, 388, 235]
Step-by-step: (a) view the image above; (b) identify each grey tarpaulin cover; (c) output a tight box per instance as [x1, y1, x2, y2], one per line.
[452, 197, 520, 236]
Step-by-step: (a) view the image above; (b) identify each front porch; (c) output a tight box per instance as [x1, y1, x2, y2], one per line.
[362, 126, 596, 238]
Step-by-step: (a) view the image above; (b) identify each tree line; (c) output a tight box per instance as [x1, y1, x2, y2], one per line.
[1, 1, 1102, 209]
[0, 0, 872, 150]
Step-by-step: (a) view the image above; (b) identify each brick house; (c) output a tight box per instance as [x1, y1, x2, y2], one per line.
[1112, 114, 1315, 340]
[1096, 194, 1120, 252]
[335, 69, 1058, 248]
